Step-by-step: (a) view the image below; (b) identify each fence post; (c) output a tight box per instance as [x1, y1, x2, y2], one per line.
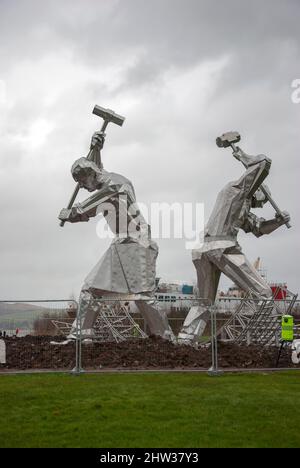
[79, 301, 83, 372]
[208, 305, 222, 376]
[71, 301, 84, 375]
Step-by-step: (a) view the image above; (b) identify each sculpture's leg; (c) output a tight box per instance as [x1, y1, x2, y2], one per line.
[68, 287, 101, 339]
[135, 296, 175, 342]
[178, 306, 210, 344]
[178, 253, 221, 344]
[218, 247, 272, 299]
[179, 247, 272, 343]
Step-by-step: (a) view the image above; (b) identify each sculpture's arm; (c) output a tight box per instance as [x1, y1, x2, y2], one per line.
[242, 211, 291, 238]
[232, 146, 270, 169]
[58, 185, 119, 223]
[232, 147, 272, 199]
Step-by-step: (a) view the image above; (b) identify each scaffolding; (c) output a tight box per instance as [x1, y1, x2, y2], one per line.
[92, 301, 147, 342]
[219, 288, 298, 346]
[52, 299, 147, 343]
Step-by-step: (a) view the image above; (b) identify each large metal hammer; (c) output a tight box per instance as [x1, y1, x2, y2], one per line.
[59, 105, 125, 227]
[216, 131, 291, 229]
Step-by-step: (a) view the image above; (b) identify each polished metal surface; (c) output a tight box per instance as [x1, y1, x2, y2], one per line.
[59, 119, 174, 341]
[179, 134, 291, 344]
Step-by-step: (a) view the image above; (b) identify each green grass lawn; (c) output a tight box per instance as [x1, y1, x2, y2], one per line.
[0, 371, 300, 448]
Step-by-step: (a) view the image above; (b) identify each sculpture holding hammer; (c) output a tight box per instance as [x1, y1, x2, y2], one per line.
[59, 105, 124, 227]
[179, 131, 291, 344]
[58, 105, 174, 341]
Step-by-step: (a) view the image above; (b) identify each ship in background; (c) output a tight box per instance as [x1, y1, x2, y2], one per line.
[155, 278, 195, 311]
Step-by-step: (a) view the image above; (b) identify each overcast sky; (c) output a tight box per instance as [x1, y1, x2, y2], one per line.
[0, 0, 299, 300]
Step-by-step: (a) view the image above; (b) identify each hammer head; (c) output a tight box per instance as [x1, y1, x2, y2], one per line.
[216, 131, 241, 148]
[93, 105, 125, 127]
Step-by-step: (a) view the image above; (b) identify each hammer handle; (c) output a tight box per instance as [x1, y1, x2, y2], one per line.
[59, 120, 108, 227]
[230, 143, 291, 229]
[260, 185, 291, 229]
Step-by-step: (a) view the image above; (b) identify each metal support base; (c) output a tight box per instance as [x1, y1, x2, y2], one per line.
[70, 367, 85, 376]
[208, 366, 223, 376]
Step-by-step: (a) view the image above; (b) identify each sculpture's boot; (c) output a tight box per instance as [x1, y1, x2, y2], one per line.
[67, 290, 100, 339]
[135, 296, 176, 342]
[178, 306, 210, 345]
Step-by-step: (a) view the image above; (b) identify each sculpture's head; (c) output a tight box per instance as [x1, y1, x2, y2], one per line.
[251, 187, 270, 208]
[71, 157, 101, 192]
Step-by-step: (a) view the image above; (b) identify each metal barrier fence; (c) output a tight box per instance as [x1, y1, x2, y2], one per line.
[0, 297, 299, 373]
[73, 296, 300, 373]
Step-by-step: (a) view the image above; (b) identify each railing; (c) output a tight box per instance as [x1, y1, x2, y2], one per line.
[0, 297, 299, 373]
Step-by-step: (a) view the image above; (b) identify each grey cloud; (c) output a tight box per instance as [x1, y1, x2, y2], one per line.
[0, 0, 299, 299]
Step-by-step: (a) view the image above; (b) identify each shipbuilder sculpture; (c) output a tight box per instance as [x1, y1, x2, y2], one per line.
[59, 105, 174, 341]
[179, 131, 291, 344]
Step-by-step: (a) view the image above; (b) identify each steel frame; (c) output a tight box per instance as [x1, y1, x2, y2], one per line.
[219, 289, 298, 346]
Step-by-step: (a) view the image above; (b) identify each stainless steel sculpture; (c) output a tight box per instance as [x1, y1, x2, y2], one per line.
[59, 105, 174, 341]
[59, 105, 125, 228]
[179, 131, 291, 344]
